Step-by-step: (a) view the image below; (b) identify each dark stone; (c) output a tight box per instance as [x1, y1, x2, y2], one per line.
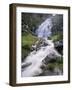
[54, 40, 63, 55]
[22, 62, 32, 69]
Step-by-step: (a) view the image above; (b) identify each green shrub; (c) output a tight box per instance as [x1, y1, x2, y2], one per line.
[51, 34, 63, 42]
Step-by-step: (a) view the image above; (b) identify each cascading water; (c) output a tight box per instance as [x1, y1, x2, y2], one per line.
[21, 18, 62, 77]
[36, 18, 52, 38]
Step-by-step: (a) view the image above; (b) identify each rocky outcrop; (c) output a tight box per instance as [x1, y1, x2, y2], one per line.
[54, 40, 63, 55]
[31, 38, 49, 51]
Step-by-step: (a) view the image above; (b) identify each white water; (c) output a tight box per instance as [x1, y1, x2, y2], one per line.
[21, 39, 61, 77]
[36, 18, 52, 38]
[22, 18, 61, 77]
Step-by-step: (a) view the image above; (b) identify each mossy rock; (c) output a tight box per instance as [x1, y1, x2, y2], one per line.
[46, 61, 63, 71]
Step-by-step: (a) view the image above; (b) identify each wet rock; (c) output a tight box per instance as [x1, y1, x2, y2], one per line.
[22, 62, 32, 69]
[40, 63, 46, 70]
[31, 38, 47, 51]
[54, 40, 63, 55]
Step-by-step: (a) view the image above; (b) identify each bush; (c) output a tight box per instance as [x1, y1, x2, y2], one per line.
[51, 34, 63, 42]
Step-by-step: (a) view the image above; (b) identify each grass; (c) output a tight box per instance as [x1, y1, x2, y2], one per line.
[21, 32, 38, 61]
[51, 34, 63, 42]
[46, 57, 63, 71]
[46, 63, 63, 71]
[22, 33, 38, 48]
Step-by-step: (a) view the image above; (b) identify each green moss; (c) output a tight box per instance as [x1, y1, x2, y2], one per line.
[22, 33, 38, 48]
[46, 57, 63, 71]
[46, 62, 63, 71]
[22, 48, 30, 61]
[51, 34, 63, 42]
[21, 32, 38, 61]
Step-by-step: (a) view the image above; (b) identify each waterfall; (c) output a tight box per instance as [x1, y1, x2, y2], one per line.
[36, 18, 52, 38]
[21, 39, 61, 77]
[21, 18, 62, 77]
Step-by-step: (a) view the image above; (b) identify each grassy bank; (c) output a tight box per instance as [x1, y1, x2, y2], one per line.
[21, 32, 38, 61]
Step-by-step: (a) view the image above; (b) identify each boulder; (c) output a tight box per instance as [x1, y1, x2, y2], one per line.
[54, 40, 63, 55]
